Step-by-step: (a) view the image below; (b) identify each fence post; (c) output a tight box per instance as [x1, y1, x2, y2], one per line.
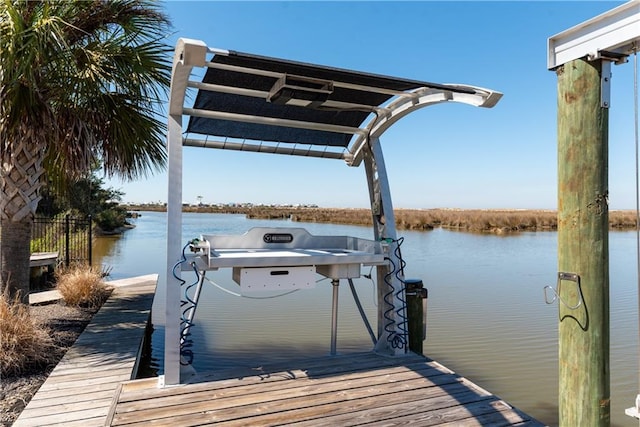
[65, 214, 70, 267]
[87, 215, 92, 267]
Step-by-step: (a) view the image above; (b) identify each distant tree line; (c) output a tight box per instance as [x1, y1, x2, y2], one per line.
[38, 170, 130, 233]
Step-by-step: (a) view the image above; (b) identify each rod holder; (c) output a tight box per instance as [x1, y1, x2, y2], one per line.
[544, 272, 583, 311]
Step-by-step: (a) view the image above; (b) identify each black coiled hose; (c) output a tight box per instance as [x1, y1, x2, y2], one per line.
[382, 237, 408, 350]
[173, 240, 200, 366]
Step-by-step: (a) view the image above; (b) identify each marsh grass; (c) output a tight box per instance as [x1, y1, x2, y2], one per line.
[126, 204, 639, 234]
[56, 266, 112, 308]
[0, 290, 57, 377]
[610, 210, 638, 229]
[244, 207, 636, 233]
[257, 207, 561, 233]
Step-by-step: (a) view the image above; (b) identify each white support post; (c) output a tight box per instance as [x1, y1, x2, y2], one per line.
[164, 112, 183, 386]
[164, 38, 207, 386]
[363, 136, 407, 356]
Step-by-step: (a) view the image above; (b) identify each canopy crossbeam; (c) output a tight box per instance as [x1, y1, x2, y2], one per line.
[183, 137, 349, 160]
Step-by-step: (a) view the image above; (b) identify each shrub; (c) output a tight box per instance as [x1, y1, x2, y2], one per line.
[0, 290, 57, 377]
[56, 266, 111, 307]
[94, 206, 129, 232]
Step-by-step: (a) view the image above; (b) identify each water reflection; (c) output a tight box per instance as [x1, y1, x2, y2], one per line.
[91, 234, 120, 271]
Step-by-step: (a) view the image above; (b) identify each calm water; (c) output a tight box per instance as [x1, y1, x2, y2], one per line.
[93, 211, 639, 426]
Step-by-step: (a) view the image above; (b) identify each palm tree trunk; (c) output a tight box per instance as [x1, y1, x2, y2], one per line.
[0, 133, 44, 301]
[0, 219, 31, 301]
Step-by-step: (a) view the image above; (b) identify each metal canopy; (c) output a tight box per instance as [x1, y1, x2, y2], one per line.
[174, 39, 502, 166]
[188, 51, 475, 148]
[164, 38, 503, 386]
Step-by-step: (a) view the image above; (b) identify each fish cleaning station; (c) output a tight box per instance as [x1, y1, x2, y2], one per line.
[162, 38, 503, 382]
[104, 39, 547, 425]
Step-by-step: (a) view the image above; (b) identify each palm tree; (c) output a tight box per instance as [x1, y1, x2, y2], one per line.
[0, 0, 171, 299]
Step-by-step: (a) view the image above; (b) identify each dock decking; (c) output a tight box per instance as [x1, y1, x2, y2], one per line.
[106, 352, 544, 426]
[28, 252, 59, 268]
[13, 272, 546, 426]
[13, 275, 157, 427]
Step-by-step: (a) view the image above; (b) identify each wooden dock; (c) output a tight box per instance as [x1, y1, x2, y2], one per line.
[13, 272, 546, 426]
[106, 352, 545, 426]
[13, 274, 157, 427]
[28, 251, 59, 268]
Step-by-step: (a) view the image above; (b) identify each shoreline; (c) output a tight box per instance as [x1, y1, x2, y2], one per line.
[122, 205, 638, 234]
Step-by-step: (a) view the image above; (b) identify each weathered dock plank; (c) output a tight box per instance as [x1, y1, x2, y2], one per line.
[13, 275, 157, 427]
[28, 252, 58, 268]
[106, 352, 545, 427]
[13, 271, 546, 426]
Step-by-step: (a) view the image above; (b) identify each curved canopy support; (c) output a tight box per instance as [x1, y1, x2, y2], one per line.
[349, 85, 502, 166]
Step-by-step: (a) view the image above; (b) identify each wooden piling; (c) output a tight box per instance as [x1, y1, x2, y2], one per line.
[406, 279, 426, 355]
[556, 58, 610, 426]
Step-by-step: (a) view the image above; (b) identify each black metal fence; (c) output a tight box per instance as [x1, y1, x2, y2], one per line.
[31, 214, 93, 267]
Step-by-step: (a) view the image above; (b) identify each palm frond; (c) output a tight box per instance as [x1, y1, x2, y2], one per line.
[1, 0, 171, 184]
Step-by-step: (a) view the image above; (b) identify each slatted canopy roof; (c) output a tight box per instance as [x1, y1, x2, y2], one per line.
[188, 51, 477, 147]
[175, 39, 502, 166]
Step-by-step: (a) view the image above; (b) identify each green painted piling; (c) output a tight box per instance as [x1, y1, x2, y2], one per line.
[556, 58, 610, 427]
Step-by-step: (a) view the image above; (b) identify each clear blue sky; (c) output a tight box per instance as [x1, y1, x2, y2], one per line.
[107, 1, 637, 210]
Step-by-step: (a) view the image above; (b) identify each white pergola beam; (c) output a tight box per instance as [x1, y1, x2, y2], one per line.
[183, 108, 369, 137]
[548, 0, 640, 69]
[183, 137, 349, 160]
[205, 61, 419, 99]
[187, 80, 385, 114]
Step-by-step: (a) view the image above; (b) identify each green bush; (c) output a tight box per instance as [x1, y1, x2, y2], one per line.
[94, 207, 128, 232]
